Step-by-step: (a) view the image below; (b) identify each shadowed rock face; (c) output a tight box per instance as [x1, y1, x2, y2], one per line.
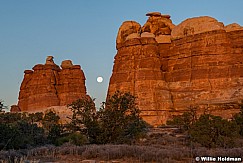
[16, 57, 89, 112]
[108, 12, 243, 126]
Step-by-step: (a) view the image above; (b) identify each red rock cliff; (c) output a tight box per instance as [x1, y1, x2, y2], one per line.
[107, 12, 243, 126]
[16, 56, 89, 112]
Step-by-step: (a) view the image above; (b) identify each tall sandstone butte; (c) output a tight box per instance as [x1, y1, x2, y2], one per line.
[107, 12, 243, 126]
[15, 56, 89, 116]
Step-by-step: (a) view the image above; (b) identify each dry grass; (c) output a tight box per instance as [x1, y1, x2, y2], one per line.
[1, 144, 243, 163]
[0, 144, 190, 162]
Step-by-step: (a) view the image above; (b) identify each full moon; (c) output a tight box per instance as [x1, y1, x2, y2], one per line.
[97, 76, 103, 83]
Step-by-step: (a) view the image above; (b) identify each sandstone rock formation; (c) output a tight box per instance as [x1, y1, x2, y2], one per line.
[10, 105, 20, 112]
[108, 12, 243, 126]
[171, 16, 224, 38]
[15, 56, 89, 113]
[45, 56, 55, 65]
[61, 60, 73, 69]
[225, 23, 243, 32]
[142, 12, 175, 44]
[116, 21, 141, 48]
[108, 12, 175, 125]
[142, 12, 175, 36]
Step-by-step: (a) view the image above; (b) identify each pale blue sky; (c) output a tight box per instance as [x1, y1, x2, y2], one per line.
[0, 0, 243, 109]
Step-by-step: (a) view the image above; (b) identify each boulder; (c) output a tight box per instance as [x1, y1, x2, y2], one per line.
[125, 33, 140, 41]
[10, 105, 20, 112]
[142, 13, 175, 36]
[141, 32, 155, 38]
[61, 60, 73, 69]
[146, 12, 161, 17]
[225, 23, 243, 32]
[171, 16, 224, 38]
[45, 56, 55, 65]
[116, 21, 141, 48]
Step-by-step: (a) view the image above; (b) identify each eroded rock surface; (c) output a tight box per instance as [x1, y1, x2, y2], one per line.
[225, 23, 243, 32]
[61, 60, 73, 69]
[171, 16, 224, 38]
[16, 56, 89, 112]
[108, 12, 243, 126]
[45, 56, 55, 65]
[116, 21, 141, 48]
[142, 12, 175, 36]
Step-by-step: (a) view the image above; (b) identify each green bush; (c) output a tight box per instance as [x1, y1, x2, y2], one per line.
[233, 104, 243, 136]
[42, 110, 60, 133]
[0, 121, 46, 150]
[189, 114, 239, 148]
[68, 91, 147, 144]
[0, 112, 22, 124]
[166, 106, 197, 131]
[47, 124, 63, 145]
[0, 92, 148, 149]
[98, 91, 147, 144]
[56, 132, 88, 146]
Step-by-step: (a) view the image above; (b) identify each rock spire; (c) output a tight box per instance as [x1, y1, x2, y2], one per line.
[15, 56, 89, 112]
[107, 12, 243, 126]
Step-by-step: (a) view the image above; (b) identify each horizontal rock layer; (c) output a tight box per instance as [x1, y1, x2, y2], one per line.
[108, 13, 243, 126]
[17, 59, 89, 112]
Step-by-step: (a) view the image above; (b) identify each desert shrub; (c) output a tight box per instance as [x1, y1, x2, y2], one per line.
[98, 91, 147, 144]
[166, 106, 197, 131]
[0, 92, 147, 149]
[68, 97, 102, 144]
[233, 103, 243, 136]
[189, 114, 239, 148]
[27, 112, 43, 124]
[42, 110, 60, 133]
[0, 123, 17, 150]
[167, 105, 243, 148]
[47, 124, 63, 145]
[68, 91, 147, 144]
[56, 132, 88, 146]
[16, 121, 46, 148]
[0, 112, 22, 125]
[0, 121, 46, 150]
[0, 111, 66, 150]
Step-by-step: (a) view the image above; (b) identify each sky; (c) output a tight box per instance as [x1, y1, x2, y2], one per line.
[0, 0, 243, 110]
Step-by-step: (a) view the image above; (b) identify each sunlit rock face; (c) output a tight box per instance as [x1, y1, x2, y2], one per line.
[16, 57, 90, 112]
[171, 16, 224, 38]
[107, 12, 243, 126]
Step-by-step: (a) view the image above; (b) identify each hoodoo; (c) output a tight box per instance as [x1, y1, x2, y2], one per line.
[107, 12, 243, 126]
[13, 56, 90, 115]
